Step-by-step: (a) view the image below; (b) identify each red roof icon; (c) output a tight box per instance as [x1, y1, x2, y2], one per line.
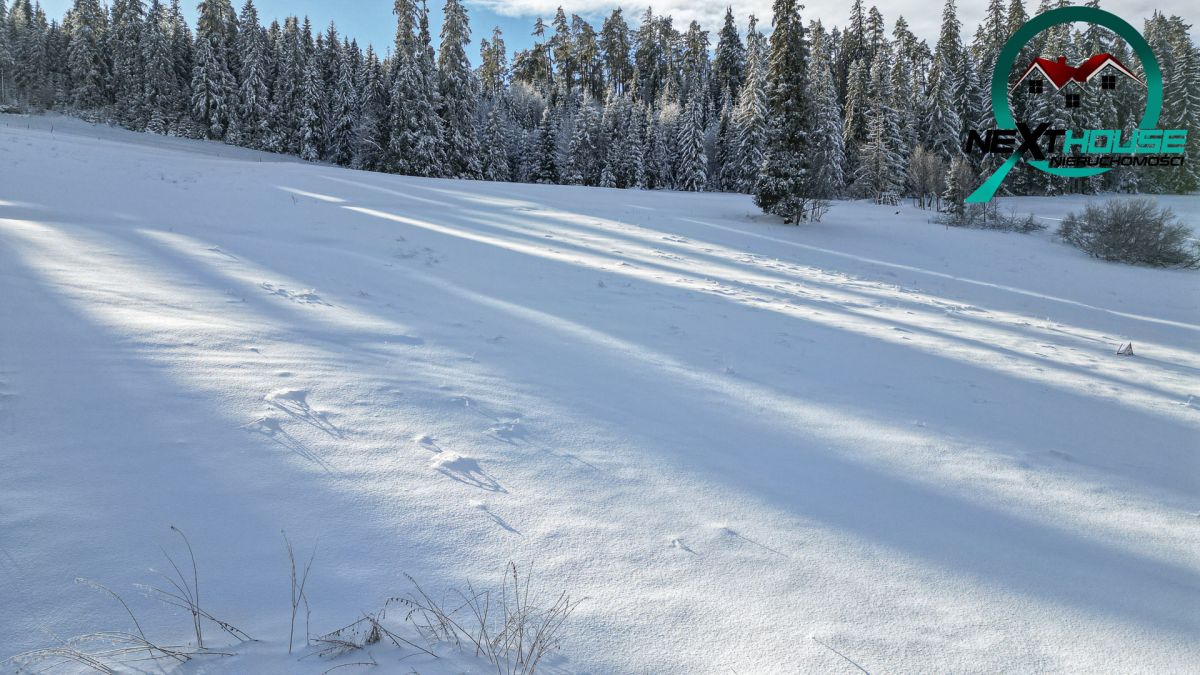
[1013, 53, 1143, 91]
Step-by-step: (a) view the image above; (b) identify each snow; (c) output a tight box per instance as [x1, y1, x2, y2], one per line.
[1, 113, 1198, 673]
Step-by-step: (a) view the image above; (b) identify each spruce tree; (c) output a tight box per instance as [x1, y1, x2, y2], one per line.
[233, 0, 269, 148]
[142, 0, 183, 133]
[327, 39, 357, 165]
[437, 0, 480, 178]
[191, 0, 237, 138]
[711, 8, 745, 105]
[0, 0, 10, 102]
[531, 106, 560, 183]
[480, 103, 512, 181]
[66, 0, 108, 110]
[110, 0, 146, 127]
[731, 15, 767, 193]
[566, 100, 602, 185]
[675, 93, 707, 191]
[806, 24, 845, 200]
[754, 0, 814, 223]
[387, 0, 445, 176]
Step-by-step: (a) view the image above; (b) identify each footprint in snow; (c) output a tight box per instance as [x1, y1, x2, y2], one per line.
[260, 282, 331, 306]
[431, 453, 505, 493]
[242, 415, 332, 472]
[489, 419, 528, 444]
[414, 434, 441, 452]
[671, 538, 696, 554]
[266, 388, 343, 438]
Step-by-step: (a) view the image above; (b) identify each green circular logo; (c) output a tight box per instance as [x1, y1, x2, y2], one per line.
[968, 7, 1164, 202]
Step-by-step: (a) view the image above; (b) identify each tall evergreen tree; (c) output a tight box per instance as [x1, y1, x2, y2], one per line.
[142, 0, 183, 133]
[731, 15, 767, 193]
[437, 0, 480, 178]
[531, 105, 560, 183]
[66, 0, 108, 109]
[806, 22, 846, 199]
[110, 0, 145, 127]
[232, 0, 269, 147]
[711, 7, 745, 105]
[755, 0, 815, 223]
[480, 102, 513, 181]
[675, 93, 707, 191]
[191, 0, 238, 138]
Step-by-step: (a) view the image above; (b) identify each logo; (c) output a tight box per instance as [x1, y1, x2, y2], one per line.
[965, 6, 1187, 202]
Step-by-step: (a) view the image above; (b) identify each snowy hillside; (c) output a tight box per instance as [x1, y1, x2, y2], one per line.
[1, 115, 1198, 674]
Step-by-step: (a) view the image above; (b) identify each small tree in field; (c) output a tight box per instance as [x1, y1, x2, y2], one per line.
[907, 145, 945, 210]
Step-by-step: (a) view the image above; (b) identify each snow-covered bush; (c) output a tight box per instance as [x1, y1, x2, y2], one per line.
[935, 202, 1045, 233]
[1058, 198, 1200, 268]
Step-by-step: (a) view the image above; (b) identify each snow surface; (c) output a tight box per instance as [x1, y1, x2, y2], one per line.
[1, 114, 1198, 673]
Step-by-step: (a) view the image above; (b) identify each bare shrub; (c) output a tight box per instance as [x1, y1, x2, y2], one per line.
[1058, 198, 1200, 268]
[935, 202, 1045, 232]
[399, 562, 584, 675]
[312, 602, 434, 660]
[138, 526, 253, 646]
[284, 531, 316, 654]
[3, 577, 238, 674]
[3, 527, 250, 674]
[907, 145, 945, 210]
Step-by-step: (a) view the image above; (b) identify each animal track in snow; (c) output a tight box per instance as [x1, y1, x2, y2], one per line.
[430, 453, 505, 492]
[488, 418, 528, 444]
[241, 414, 332, 472]
[260, 282, 331, 306]
[265, 388, 343, 438]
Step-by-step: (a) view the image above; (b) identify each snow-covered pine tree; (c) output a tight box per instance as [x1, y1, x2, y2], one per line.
[386, 0, 445, 177]
[141, 0, 181, 133]
[326, 39, 357, 165]
[67, 0, 109, 110]
[755, 0, 815, 223]
[1147, 12, 1200, 193]
[922, 0, 965, 161]
[0, 0, 10, 102]
[191, 0, 238, 139]
[166, 0, 194, 112]
[480, 102, 513, 181]
[841, 58, 868, 176]
[531, 106, 560, 183]
[566, 99, 603, 185]
[675, 92, 707, 191]
[854, 62, 902, 199]
[711, 91, 735, 190]
[731, 15, 767, 193]
[298, 53, 323, 160]
[110, 0, 145, 128]
[437, 0, 481, 178]
[351, 44, 387, 171]
[296, 18, 325, 161]
[711, 7, 744, 106]
[835, 0, 866, 98]
[805, 23, 845, 200]
[232, 0, 270, 148]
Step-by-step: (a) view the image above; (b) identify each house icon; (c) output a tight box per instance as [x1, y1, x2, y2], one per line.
[1012, 53, 1144, 108]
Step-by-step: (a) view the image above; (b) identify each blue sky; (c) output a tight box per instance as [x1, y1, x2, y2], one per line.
[35, 1, 1196, 61]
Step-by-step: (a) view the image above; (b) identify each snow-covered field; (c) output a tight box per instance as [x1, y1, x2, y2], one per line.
[1, 114, 1198, 674]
